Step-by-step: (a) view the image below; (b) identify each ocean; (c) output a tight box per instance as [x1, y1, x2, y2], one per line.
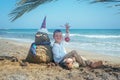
[0, 29, 120, 57]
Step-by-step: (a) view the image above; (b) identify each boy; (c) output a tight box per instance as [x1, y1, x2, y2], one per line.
[52, 24, 102, 69]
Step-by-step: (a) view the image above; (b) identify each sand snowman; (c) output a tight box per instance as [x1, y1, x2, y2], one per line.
[26, 16, 53, 63]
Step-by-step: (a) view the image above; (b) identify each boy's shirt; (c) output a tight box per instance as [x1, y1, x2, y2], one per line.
[52, 42, 67, 63]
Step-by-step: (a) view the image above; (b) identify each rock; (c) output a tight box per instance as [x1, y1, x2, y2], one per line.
[79, 68, 84, 72]
[20, 62, 28, 66]
[4, 72, 34, 80]
[102, 73, 109, 79]
[113, 72, 120, 80]
[0, 57, 4, 60]
[86, 74, 94, 80]
[101, 72, 118, 80]
[0, 56, 18, 62]
[11, 57, 18, 62]
[67, 73, 73, 79]
[118, 73, 120, 80]
[56, 76, 61, 80]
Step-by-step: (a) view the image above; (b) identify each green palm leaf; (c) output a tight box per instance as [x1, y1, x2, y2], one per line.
[9, 0, 120, 22]
[91, 0, 120, 3]
[9, 0, 56, 21]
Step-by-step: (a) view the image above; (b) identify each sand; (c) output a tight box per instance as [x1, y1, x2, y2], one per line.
[0, 38, 120, 80]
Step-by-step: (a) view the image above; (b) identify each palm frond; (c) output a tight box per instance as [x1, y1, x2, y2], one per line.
[9, 0, 120, 22]
[91, 0, 120, 3]
[9, 0, 56, 22]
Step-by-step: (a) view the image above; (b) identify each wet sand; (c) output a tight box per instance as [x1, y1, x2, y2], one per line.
[0, 38, 120, 80]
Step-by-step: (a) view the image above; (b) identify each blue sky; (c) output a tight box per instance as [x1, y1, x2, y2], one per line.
[0, 0, 120, 29]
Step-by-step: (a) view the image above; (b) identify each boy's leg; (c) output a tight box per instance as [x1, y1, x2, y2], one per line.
[80, 55, 103, 68]
[63, 50, 103, 68]
[90, 61, 103, 68]
[64, 50, 91, 66]
[81, 56, 92, 66]
[80, 54, 103, 68]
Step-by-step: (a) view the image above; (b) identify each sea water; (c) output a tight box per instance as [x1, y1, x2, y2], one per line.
[0, 29, 120, 57]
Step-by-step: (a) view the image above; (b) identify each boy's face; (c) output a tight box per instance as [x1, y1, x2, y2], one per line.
[53, 32, 63, 43]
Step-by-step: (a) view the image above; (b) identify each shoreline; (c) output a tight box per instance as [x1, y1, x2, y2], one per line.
[0, 38, 120, 65]
[1, 36, 120, 58]
[0, 37, 34, 43]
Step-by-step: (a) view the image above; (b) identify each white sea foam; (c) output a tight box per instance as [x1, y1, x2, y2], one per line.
[1, 37, 33, 43]
[70, 34, 120, 39]
[82, 35, 120, 38]
[65, 41, 120, 57]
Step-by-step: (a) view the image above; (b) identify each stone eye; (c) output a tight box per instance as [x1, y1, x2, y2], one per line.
[43, 35, 46, 37]
[40, 34, 42, 36]
[43, 35, 47, 38]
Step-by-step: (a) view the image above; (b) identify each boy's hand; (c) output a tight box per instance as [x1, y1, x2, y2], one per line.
[65, 23, 70, 42]
[65, 23, 70, 33]
[65, 36, 70, 42]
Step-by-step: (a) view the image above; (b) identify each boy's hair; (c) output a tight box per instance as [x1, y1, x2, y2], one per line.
[53, 29, 62, 37]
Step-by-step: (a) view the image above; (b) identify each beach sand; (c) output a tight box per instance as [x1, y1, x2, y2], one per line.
[0, 38, 120, 80]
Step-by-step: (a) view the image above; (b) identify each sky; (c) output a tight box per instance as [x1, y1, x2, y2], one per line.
[0, 0, 120, 29]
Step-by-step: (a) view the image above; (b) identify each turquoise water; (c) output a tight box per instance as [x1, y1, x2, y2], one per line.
[0, 29, 120, 57]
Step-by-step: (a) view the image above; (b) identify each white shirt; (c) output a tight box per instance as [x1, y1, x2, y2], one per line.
[52, 42, 67, 63]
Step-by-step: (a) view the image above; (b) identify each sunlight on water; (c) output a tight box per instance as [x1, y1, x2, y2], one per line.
[0, 29, 120, 57]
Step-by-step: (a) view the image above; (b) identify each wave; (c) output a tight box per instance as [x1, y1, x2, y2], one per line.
[1, 29, 120, 39]
[70, 34, 120, 39]
[0, 37, 33, 43]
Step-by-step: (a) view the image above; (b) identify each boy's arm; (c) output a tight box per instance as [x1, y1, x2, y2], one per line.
[65, 23, 70, 33]
[64, 23, 70, 42]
